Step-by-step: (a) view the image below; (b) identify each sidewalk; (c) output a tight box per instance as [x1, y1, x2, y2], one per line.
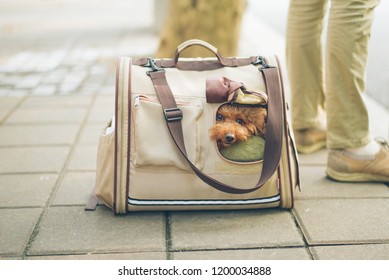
[0, 0, 388, 260]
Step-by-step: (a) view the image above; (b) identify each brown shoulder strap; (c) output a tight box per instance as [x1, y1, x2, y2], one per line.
[147, 66, 283, 194]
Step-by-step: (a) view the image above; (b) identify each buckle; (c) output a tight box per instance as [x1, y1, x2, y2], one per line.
[253, 56, 276, 69]
[145, 58, 165, 75]
[164, 107, 183, 122]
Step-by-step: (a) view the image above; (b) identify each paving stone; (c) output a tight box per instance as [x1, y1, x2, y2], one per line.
[0, 146, 70, 173]
[87, 97, 115, 124]
[20, 95, 91, 108]
[0, 124, 79, 146]
[0, 51, 34, 73]
[31, 84, 57, 96]
[15, 74, 43, 89]
[0, 173, 58, 207]
[6, 89, 29, 97]
[78, 124, 103, 145]
[67, 144, 97, 171]
[0, 97, 22, 121]
[27, 206, 166, 255]
[98, 85, 115, 95]
[0, 73, 20, 86]
[0, 87, 10, 96]
[58, 83, 80, 94]
[293, 199, 389, 245]
[296, 166, 389, 199]
[170, 209, 304, 251]
[0, 208, 42, 256]
[5, 107, 87, 124]
[35, 50, 67, 72]
[173, 247, 311, 260]
[18, 52, 51, 73]
[52, 172, 95, 206]
[297, 149, 328, 166]
[27, 252, 166, 260]
[42, 68, 69, 84]
[310, 244, 389, 260]
[62, 70, 88, 85]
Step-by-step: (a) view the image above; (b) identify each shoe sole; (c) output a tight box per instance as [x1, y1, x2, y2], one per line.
[296, 141, 326, 154]
[326, 168, 389, 183]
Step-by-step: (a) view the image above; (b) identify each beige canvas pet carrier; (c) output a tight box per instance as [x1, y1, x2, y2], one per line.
[86, 39, 300, 215]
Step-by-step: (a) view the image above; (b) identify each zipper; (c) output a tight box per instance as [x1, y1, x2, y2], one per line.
[134, 95, 193, 108]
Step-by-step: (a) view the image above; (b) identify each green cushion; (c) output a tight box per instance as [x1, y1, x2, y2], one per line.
[220, 136, 265, 162]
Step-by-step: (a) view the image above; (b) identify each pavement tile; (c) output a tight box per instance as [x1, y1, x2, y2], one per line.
[27, 252, 167, 260]
[0, 51, 35, 73]
[0, 173, 58, 207]
[0, 124, 79, 146]
[5, 107, 88, 124]
[293, 199, 389, 245]
[15, 74, 42, 89]
[173, 247, 311, 260]
[67, 144, 97, 171]
[87, 95, 115, 124]
[78, 124, 104, 145]
[297, 149, 328, 166]
[310, 244, 389, 260]
[0, 208, 42, 256]
[296, 166, 389, 199]
[20, 95, 91, 108]
[62, 70, 88, 85]
[58, 83, 80, 94]
[0, 146, 70, 173]
[31, 84, 57, 96]
[0, 88, 10, 97]
[1, 74, 20, 87]
[52, 171, 95, 206]
[27, 206, 166, 255]
[42, 68, 69, 84]
[0, 96, 23, 121]
[2, 89, 29, 97]
[170, 209, 304, 251]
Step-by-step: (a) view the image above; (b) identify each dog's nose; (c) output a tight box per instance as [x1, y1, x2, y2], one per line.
[225, 133, 235, 143]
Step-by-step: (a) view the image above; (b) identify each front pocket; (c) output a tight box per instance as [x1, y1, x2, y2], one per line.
[132, 95, 204, 171]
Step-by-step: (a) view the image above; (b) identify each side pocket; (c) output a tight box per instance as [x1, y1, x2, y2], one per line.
[94, 118, 115, 208]
[133, 95, 204, 171]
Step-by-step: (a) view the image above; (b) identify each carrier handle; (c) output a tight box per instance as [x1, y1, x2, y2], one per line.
[147, 65, 283, 195]
[174, 39, 229, 66]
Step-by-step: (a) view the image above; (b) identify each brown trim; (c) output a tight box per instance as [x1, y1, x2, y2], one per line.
[275, 55, 296, 209]
[132, 57, 259, 71]
[277, 166, 282, 207]
[125, 58, 132, 213]
[113, 57, 120, 214]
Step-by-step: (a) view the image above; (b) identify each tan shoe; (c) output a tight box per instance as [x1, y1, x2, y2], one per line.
[294, 128, 326, 154]
[326, 138, 389, 182]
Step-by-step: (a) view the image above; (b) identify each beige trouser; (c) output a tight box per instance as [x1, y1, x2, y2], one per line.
[286, 0, 380, 149]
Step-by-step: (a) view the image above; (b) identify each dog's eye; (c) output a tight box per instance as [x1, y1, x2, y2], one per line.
[236, 119, 244, 125]
[216, 114, 224, 121]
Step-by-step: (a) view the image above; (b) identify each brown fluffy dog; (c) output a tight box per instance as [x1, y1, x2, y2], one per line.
[209, 104, 267, 149]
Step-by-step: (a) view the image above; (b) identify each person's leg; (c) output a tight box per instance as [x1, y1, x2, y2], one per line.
[325, 0, 389, 182]
[286, 0, 327, 131]
[325, 0, 380, 149]
[286, 0, 327, 153]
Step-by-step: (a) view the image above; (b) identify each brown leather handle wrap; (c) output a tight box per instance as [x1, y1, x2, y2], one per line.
[147, 66, 282, 194]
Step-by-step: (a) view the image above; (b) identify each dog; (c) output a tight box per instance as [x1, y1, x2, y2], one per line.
[209, 104, 267, 149]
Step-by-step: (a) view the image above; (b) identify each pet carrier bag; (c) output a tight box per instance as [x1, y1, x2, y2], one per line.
[86, 39, 300, 214]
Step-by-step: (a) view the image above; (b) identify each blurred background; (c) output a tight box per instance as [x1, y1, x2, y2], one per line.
[0, 0, 388, 108]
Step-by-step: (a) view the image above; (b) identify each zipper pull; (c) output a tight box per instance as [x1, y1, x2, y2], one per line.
[134, 95, 140, 108]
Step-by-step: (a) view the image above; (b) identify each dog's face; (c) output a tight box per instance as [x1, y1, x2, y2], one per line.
[209, 104, 267, 149]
